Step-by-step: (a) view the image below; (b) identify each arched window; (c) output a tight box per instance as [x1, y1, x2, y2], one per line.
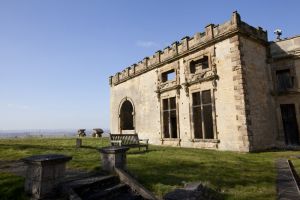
[120, 100, 134, 130]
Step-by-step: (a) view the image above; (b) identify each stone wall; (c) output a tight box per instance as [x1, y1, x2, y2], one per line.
[110, 69, 161, 144]
[214, 37, 243, 151]
[110, 34, 253, 151]
[109, 11, 275, 152]
[269, 36, 300, 147]
[240, 36, 277, 151]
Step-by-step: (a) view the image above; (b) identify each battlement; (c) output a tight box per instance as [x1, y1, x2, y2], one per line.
[109, 11, 268, 86]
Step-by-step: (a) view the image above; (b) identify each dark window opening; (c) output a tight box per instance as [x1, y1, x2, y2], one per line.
[203, 105, 214, 139]
[192, 90, 214, 139]
[163, 97, 178, 138]
[280, 104, 299, 145]
[162, 70, 176, 82]
[190, 56, 209, 74]
[120, 100, 134, 130]
[193, 106, 202, 139]
[276, 69, 294, 91]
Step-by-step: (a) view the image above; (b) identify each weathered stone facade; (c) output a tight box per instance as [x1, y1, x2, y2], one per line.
[269, 36, 300, 148]
[109, 11, 300, 152]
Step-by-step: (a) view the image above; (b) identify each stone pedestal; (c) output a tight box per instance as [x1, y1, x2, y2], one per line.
[77, 129, 86, 137]
[99, 146, 129, 172]
[76, 138, 82, 148]
[22, 154, 72, 200]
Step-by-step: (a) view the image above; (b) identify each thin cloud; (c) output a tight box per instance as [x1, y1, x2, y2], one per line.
[136, 40, 159, 48]
[7, 103, 30, 110]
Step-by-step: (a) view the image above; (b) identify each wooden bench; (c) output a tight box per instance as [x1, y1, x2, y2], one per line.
[109, 134, 149, 151]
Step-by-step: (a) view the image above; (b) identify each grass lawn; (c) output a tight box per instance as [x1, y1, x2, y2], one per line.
[0, 137, 300, 200]
[291, 158, 300, 176]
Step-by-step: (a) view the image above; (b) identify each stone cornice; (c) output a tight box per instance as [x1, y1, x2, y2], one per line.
[109, 11, 268, 87]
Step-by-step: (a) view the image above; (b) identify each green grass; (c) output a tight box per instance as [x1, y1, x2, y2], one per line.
[0, 137, 109, 170]
[291, 158, 300, 175]
[0, 137, 300, 199]
[0, 173, 27, 200]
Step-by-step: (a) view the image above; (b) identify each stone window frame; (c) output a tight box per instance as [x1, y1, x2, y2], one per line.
[186, 53, 212, 76]
[189, 88, 218, 142]
[158, 64, 179, 86]
[118, 97, 135, 134]
[276, 101, 300, 146]
[160, 93, 180, 141]
[161, 69, 176, 82]
[272, 62, 299, 94]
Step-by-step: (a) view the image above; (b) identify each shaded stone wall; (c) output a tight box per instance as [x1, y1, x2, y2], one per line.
[240, 36, 276, 151]
[270, 36, 300, 147]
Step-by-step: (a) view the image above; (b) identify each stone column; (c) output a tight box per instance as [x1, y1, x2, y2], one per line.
[22, 154, 72, 200]
[99, 146, 129, 172]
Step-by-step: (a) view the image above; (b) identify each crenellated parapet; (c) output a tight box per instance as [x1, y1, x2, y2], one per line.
[109, 11, 268, 86]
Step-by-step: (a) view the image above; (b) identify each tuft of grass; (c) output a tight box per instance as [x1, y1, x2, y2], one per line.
[0, 137, 110, 170]
[0, 173, 27, 200]
[1, 137, 300, 200]
[127, 146, 279, 200]
[291, 158, 300, 176]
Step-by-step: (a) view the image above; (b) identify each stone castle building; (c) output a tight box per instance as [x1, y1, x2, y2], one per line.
[109, 12, 300, 152]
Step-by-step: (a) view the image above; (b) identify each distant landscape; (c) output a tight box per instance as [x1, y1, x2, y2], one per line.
[0, 129, 110, 138]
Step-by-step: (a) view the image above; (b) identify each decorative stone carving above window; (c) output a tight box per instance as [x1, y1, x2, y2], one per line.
[159, 80, 178, 91]
[182, 54, 218, 97]
[189, 70, 216, 83]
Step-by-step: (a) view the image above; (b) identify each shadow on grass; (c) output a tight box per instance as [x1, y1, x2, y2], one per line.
[0, 144, 75, 151]
[127, 149, 158, 155]
[80, 145, 99, 150]
[128, 153, 275, 199]
[0, 173, 27, 200]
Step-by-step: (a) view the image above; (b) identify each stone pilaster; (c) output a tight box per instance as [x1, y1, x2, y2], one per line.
[230, 35, 252, 152]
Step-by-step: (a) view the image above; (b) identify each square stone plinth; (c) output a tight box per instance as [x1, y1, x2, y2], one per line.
[99, 146, 129, 172]
[22, 154, 72, 200]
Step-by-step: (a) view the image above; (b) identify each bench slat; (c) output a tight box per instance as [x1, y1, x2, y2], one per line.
[110, 134, 148, 150]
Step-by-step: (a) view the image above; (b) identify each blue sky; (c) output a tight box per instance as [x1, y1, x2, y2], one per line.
[0, 0, 299, 130]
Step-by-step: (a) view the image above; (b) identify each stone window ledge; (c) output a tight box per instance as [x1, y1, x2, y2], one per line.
[271, 88, 300, 96]
[160, 138, 181, 142]
[189, 139, 220, 143]
[278, 88, 300, 95]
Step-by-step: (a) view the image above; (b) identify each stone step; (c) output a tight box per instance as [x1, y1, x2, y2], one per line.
[72, 175, 121, 197]
[83, 183, 128, 200]
[111, 191, 145, 200]
[64, 174, 146, 200]
[67, 175, 118, 189]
